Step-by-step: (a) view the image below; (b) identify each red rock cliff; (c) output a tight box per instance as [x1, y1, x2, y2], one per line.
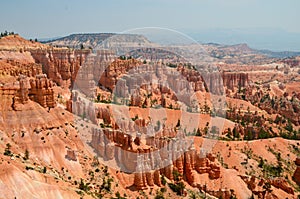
[30, 49, 91, 88]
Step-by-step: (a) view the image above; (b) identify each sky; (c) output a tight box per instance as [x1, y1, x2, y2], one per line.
[1, 0, 300, 51]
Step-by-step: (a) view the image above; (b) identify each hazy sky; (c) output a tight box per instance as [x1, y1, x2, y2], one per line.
[1, 0, 300, 51]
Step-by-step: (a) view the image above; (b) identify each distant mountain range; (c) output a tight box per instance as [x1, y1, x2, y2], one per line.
[257, 49, 300, 58]
[186, 28, 300, 52]
[204, 42, 300, 59]
[43, 33, 300, 59]
[44, 33, 151, 49]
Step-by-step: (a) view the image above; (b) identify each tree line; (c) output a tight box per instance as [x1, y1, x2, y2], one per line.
[0, 30, 17, 38]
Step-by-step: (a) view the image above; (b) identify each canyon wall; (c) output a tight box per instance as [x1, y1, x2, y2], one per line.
[10, 74, 56, 110]
[90, 125, 221, 189]
[30, 49, 91, 88]
[222, 72, 249, 91]
[28, 74, 56, 109]
[0, 59, 42, 77]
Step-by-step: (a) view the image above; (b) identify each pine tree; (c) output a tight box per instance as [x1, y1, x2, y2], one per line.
[24, 149, 29, 160]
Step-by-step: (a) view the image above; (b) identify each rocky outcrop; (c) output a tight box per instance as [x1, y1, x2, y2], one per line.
[198, 188, 234, 199]
[195, 153, 221, 179]
[90, 122, 221, 189]
[222, 72, 249, 91]
[178, 66, 249, 95]
[176, 65, 206, 92]
[11, 74, 56, 110]
[67, 50, 117, 109]
[68, 91, 97, 123]
[293, 157, 300, 185]
[99, 58, 141, 91]
[133, 170, 158, 189]
[72, 61, 96, 98]
[0, 60, 42, 77]
[241, 175, 294, 198]
[133, 172, 147, 189]
[29, 74, 56, 108]
[184, 150, 197, 185]
[0, 34, 48, 51]
[282, 57, 300, 67]
[269, 178, 294, 194]
[98, 60, 205, 108]
[65, 149, 77, 161]
[30, 49, 91, 88]
[72, 57, 250, 110]
[242, 85, 300, 125]
[12, 75, 29, 110]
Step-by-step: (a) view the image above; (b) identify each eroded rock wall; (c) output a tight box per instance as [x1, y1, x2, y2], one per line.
[30, 49, 91, 88]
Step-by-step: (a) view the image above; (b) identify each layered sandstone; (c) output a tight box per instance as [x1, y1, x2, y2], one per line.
[0, 60, 42, 77]
[270, 178, 294, 195]
[30, 49, 91, 88]
[222, 72, 249, 91]
[293, 157, 300, 185]
[68, 91, 97, 123]
[90, 122, 221, 190]
[0, 34, 48, 50]
[3, 74, 56, 111]
[29, 74, 56, 108]
[241, 175, 294, 198]
[178, 65, 249, 94]
[99, 58, 142, 91]
[12, 75, 29, 110]
[240, 85, 300, 125]
[65, 149, 77, 161]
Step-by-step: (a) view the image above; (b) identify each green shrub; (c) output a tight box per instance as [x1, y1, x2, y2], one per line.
[78, 178, 90, 192]
[161, 175, 167, 185]
[4, 143, 12, 156]
[168, 182, 185, 196]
